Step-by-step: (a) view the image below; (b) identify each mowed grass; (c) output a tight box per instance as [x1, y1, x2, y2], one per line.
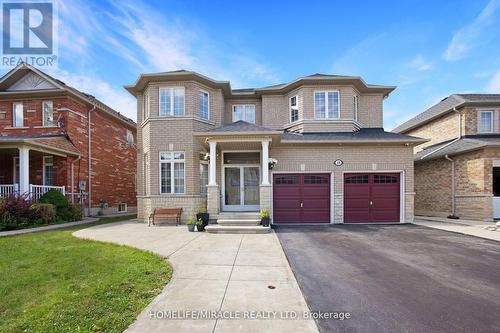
[0, 215, 173, 333]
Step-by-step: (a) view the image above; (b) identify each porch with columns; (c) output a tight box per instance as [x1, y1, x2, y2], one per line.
[0, 143, 80, 201]
[206, 138, 273, 216]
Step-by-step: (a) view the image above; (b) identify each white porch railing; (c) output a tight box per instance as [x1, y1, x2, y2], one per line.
[0, 184, 19, 197]
[30, 185, 66, 201]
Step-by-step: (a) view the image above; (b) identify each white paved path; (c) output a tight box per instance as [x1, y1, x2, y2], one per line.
[73, 220, 318, 333]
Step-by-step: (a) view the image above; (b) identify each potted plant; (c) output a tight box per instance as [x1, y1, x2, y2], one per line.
[196, 206, 210, 228]
[260, 210, 270, 227]
[196, 218, 205, 232]
[187, 216, 196, 232]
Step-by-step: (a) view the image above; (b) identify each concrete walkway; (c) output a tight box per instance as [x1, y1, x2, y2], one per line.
[0, 217, 99, 237]
[414, 217, 500, 242]
[73, 221, 318, 333]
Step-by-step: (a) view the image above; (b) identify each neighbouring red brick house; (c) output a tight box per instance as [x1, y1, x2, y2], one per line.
[0, 63, 137, 216]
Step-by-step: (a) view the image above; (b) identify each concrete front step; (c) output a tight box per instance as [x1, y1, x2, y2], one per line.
[205, 225, 271, 234]
[217, 219, 261, 226]
[215, 212, 260, 219]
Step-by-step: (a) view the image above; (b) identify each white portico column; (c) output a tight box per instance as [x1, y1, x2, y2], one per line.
[260, 140, 272, 213]
[207, 140, 219, 215]
[18, 146, 30, 196]
[209, 141, 217, 186]
[261, 140, 270, 185]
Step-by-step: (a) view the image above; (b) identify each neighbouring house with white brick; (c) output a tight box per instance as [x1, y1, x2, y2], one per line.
[125, 70, 425, 232]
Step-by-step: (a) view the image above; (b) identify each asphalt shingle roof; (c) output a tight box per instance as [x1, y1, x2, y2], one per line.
[281, 128, 425, 142]
[206, 121, 280, 133]
[393, 94, 500, 133]
[415, 135, 500, 161]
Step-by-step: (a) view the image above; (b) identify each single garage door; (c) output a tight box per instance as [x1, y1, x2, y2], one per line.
[273, 173, 330, 224]
[344, 173, 400, 223]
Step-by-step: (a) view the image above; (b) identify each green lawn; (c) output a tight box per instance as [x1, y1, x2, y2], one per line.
[0, 215, 173, 333]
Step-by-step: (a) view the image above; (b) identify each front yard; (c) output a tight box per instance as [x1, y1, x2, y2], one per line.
[0, 215, 173, 333]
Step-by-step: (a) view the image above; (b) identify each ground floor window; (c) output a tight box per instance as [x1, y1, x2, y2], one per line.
[200, 161, 208, 194]
[160, 152, 185, 194]
[43, 156, 53, 186]
[118, 203, 127, 212]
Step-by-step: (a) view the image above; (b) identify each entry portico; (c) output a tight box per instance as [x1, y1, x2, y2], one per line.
[195, 121, 281, 216]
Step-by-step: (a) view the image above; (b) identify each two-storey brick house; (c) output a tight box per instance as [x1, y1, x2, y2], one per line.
[0, 63, 137, 215]
[126, 70, 424, 230]
[393, 94, 500, 221]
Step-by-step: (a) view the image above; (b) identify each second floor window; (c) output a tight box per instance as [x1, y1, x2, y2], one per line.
[478, 110, 494, 133]
[290, 96, 299, 123]
[126, 129, 134, 145]
[159, 87, 185, 116]
[232, 104, 255, 123]
[198, 90, 209, 120]
[13, 102, 23, 127]
[314, 91, 339, 119]
[43, 101, 54, 127]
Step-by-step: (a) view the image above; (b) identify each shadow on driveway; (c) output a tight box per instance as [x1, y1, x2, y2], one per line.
[275, 224, 500, 333]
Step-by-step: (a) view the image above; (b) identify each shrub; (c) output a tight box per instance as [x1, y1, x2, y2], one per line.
[260, 210, 270, 218]
[69, 203, 83, 221]
[0, 195, 34, 230]
[39, 189, 72, 222]
[30, 203, 56, 224]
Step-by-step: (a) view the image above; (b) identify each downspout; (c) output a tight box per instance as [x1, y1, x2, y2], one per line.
[88, 103, 97, 216]
[70, 156, 81, 204]
[445, 154, 458, 219]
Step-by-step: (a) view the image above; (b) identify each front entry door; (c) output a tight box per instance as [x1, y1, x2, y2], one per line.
[223, 166, 260, 211]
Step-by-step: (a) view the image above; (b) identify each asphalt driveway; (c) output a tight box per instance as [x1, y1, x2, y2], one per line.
[275, 224, 500, 333]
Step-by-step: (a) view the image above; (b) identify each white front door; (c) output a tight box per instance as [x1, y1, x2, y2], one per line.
[223, 166, 260, 211]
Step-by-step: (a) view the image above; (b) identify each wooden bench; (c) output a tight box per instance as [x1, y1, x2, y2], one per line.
[148, 208, 183, 226]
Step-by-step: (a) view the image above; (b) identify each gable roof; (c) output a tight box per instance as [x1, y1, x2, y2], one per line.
[0, 63, 136, 128]
[393, 94, 500, 133]
[124, 70, 396, 98]
[414, 135, 500, 162]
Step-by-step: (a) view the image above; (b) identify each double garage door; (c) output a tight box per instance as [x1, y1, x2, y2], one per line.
[273, 173, 400, 224]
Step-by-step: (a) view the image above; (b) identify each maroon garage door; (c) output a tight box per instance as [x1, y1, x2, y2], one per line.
[273, 174, 330, 224]
[344, 173, 400, 223]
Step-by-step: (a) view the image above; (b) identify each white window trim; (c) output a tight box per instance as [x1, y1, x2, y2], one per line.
[478, 110, 494, 133]
[198, 89, 210, 120]
[159, 151, 185, 194]
[159, 87, 185, 117]
[289, 95, 299, 123]
[13, 102, 23, 127]
[42, 100, 54, 127]
[353, 95, 359, 121]
[126, 129, 134, 145]
[314, 90, 340, 119]
[43, 155, 54, 186]
[118, 203, 128, 212]
[232, 104, 256, 123]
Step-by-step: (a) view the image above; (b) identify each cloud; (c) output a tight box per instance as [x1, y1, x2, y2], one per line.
[408, 55, 432, 72]
[45, 0, 280, 121]
[444, 0, 500, 61]
[47, 68, 136, 120]
[487, 70, 500, 92]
